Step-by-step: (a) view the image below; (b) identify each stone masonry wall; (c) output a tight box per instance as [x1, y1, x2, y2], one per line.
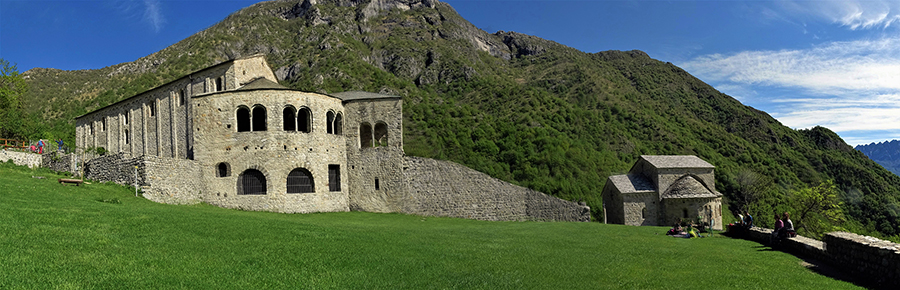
[0, 149, 42, 168]
[824, 232, 900, 287]
[42, 152, 77, 174]
[402, 157, 590, 221]
[83, 152, 145, 186]
[525, 189, 591, 222]
[191, 89, 349, 213]
[142, 156, 202, 205]
[731, 227, 899, 288]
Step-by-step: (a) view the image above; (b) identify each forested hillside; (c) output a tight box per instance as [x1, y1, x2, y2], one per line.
[14, 0, 900, 240]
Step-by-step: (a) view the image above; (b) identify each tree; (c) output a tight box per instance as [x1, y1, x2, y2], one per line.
[734, 169, 771, 213]
[789, 180, 846, 239]
[0, 59, 28, 139]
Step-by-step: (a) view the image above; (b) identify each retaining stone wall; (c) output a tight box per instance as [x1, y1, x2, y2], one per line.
[402, 157, 590, 222]
[0, 149, 41, 168]
[730, 227, 899, 288]
[824, 232, 900, 286]
[42, 152, 77, 173]
[83, 152, 145, 186]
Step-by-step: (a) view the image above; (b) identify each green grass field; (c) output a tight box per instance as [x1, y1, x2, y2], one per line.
[0, 161, 862, 289]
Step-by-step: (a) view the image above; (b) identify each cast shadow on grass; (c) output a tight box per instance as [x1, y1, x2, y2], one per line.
[750, 244, 884, 289]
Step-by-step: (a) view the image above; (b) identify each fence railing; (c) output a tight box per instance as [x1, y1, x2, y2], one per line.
[1, 138, 27, 149]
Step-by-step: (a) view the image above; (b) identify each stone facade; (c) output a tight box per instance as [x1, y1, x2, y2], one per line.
[603, 155, 723, 229]
[75, 55, 589, 222]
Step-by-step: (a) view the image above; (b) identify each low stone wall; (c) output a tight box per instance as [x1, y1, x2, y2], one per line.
[0, 149, 42, 168]
[525, 190, 591, 222]
[824, 232, 900, 286]
[84, 152, 144, 186]
[402, 157, 590, 222]
[729, 227, 899, 288]
[42, 152, 77, 174]
[84, 153, 203, 204]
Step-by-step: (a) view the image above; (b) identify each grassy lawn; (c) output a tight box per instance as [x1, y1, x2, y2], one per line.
[0, 161, 861, 289]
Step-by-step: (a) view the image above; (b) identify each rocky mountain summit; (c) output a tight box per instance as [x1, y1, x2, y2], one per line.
[856, 140, 900, 176]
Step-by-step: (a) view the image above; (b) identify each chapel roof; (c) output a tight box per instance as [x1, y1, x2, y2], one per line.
[608, 174, 656, 194]
[641, 155, 714, 169]
[236, 77, 288, 90]
[661, 175, 722, 199]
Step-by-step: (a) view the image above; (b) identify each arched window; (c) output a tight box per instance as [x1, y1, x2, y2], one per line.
[252, 106, 267, 131]
[641, 207, 647, 219]
[148, 101, 156, 117]
[326, 111, 335, 134]
[298, 107, 311, 133]
[124, 129, 130, 145]
[101, 117, 107, 131]
[286, 168, 314, 193]
[360, 123, 373, 148]
[123, 111, 129, 125]
[238, 169, 266, 195]
[217, 162, 230, 177]
[283, 106, 296, 131]
[682, 208, 689, 219]
[333, 113, 343, 135]
[215, 76, 224, 91]
[236, 107, 251, 132]
[374, 122, 388, 146]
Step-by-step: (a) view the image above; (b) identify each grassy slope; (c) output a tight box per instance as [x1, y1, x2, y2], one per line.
[17, 1, 900, 238]
[0, 162, 859, 289]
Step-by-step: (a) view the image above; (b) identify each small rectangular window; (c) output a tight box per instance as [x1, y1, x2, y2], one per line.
[215, 77, 224, 91]
[101, 117, 107, 131]
[328, 165, 341, 192]
[374, 178, 380, 190]
[179, 89, 186, 105]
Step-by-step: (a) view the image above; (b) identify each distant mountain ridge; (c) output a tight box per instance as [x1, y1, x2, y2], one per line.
[18, 0, 900, 239]
[856, 140, 900, 176]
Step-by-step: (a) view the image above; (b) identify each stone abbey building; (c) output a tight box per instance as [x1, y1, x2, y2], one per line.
[602, 155, 723, 229]
[75, 55, 589, 222]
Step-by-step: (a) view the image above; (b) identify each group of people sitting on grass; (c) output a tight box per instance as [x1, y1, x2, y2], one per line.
[666, 219, 712, 238]
[771, 212, 796, 244]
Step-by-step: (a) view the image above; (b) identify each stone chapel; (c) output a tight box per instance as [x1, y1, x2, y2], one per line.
[601, 155, 723, 229]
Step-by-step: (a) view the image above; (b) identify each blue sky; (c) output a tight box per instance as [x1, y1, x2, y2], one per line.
[2, 0, 899, 146]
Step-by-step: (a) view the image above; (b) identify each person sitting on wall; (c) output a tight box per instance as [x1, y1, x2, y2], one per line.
[771, 213, 784, 244]
[743, 211, 753, 228]
[737, 212, 745, 227]
[780, 212, 796, 238]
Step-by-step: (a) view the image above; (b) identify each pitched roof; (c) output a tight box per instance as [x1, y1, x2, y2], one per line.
[661, 175, 722, 199]
[236, 77, 287, 90]
[641, 155, 714, 169]
[330, 91, 401, 101]
[608, 174, 656, 194]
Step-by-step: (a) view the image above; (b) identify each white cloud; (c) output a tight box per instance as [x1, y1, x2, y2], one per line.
[682, 38, 900, 96]
[681, 35, 900, 145]
[781, 0, 900, 30]
[142, 0, 165, 33]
